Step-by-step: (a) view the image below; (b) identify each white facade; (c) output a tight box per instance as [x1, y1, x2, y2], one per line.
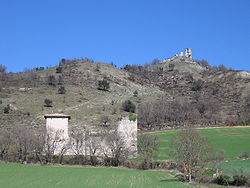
[44, 114, 71, 154]
[45, 117, 69, 140]
[117, 117, 137, 155]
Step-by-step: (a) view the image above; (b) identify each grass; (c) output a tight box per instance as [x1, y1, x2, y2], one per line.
[153, 127, 250, 160]
[219, 160, 250, 176]
[0, 61, 163, 128]
[0, 163, 194, 188]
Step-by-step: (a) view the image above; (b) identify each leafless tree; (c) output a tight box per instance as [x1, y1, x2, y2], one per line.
[85, 131, 101, 166]
[240, 95, 250, 124]
[102, 130, 129, 166]
[43, 128, 64, 163]
[138, 134, 159, 169]
[0, 129, 12, 160]
[0, 64, 6, 73]
[70, 128, 88, 164]
[173, 129, 210, 182]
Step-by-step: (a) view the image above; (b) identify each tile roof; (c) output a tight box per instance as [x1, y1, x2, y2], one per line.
[44, 113, 71, 119]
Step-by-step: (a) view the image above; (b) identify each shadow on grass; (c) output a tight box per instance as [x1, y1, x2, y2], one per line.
[160, 179, 180, 182]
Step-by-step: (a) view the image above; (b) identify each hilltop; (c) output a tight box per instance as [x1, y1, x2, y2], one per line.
[0, 50, 250, 130]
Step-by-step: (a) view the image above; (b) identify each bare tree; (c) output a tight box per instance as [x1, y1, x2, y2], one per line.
[102, 130, 129, 166]
[173, 129, 210, 182]
[44, 128, 64, 163]
[0, 64, 6, 73]
[0, 129, 12, 160]
[138, 134, 159, 169]
[85, 131, 101, 166]
[240, 95, 250, 124]
[70, 128, 88, 164]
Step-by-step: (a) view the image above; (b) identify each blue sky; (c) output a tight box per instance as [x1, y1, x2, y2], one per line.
[1, 0, 250, 72]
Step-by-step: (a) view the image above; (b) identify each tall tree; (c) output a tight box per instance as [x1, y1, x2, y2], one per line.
[138, 134, 159, 169]
[173, 129, 210, 182]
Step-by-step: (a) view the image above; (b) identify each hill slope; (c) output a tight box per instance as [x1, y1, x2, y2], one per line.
[0, 57, 250, 130]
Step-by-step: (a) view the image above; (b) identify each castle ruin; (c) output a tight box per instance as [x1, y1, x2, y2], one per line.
[175, 48, 192, 58]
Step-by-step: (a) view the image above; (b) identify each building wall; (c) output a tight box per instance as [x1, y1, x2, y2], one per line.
[117, 117, 137, 155]
[46, 117, 69, 141]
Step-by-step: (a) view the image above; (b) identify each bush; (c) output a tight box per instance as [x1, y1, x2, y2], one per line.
[122, 100, 136, 113]
[56, 66, 63, 73]
[192, 79, 203, 91]
[175, 174, 188, 182]
[197, 176, 215, 184]
[239, 151, 250, 159]
[58, 86, 66, 94]
[44, 99, 53, 107]
[232, 175, 247, 186]
[133, 90, 138, 97]
[3, 105, 10, 114]
[169, 64, 175, 71]
[98, 79, 110, 91]
[129, 114, 137, 121]
[47, 75, 57, 86]
[214, 175, 231, 186]
[58, 76, 63, 85]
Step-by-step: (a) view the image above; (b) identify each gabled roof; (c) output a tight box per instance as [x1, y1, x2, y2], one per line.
[44, 113, 71, 119]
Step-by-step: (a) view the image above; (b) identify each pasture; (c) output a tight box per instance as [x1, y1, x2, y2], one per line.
[0, 163, 192, 188]
[154, 127, 250, 160]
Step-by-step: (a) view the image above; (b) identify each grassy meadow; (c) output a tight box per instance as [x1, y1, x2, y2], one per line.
[153, 127, 250, 160]
[1, 127, 250, 188]
[0, 163, 193, 188]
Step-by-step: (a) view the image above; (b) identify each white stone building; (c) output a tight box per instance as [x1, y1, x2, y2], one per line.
[44, 114, 71, 154]
[117, 117, 137, 155]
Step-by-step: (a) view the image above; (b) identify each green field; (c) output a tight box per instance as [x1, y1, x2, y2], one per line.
[0, 163, 193, 188]
[154, 127, 250, 160]
[220, 160, 250, 176]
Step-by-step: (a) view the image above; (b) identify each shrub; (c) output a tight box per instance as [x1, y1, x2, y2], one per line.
[47, 75, 57, 86]
[169, 64, 175, 71]
[232, 175, 247, 186]
[98, 79, 110, 91]
[122, 100, 136, 113]
[58, 86, 66, 94]
[44, 99, 53, 107]
[192, 79, 203, 91]
[175, 174, 188, 182]
[197, 176, 215, 184]
[129, 114, 137, 121]
[3, 105, 10, 114]
[95, 64, 100, 71]
[239, 151, 250, 159]
[133, 90, 138, 97]
[214, 175, 231, 186]
[56, 66, 63, 73]
[58, 76, 63, 85]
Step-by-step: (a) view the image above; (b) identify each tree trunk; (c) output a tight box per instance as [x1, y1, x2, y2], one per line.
[189, 174, 192, 182]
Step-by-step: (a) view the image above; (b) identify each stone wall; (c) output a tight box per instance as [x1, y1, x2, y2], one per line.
[117, 117, 137, 155]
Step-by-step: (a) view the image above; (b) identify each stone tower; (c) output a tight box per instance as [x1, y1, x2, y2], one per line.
[44, 114, 71, 154]
[117, 117, 137, 156]
[185, 48, 192, 58]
